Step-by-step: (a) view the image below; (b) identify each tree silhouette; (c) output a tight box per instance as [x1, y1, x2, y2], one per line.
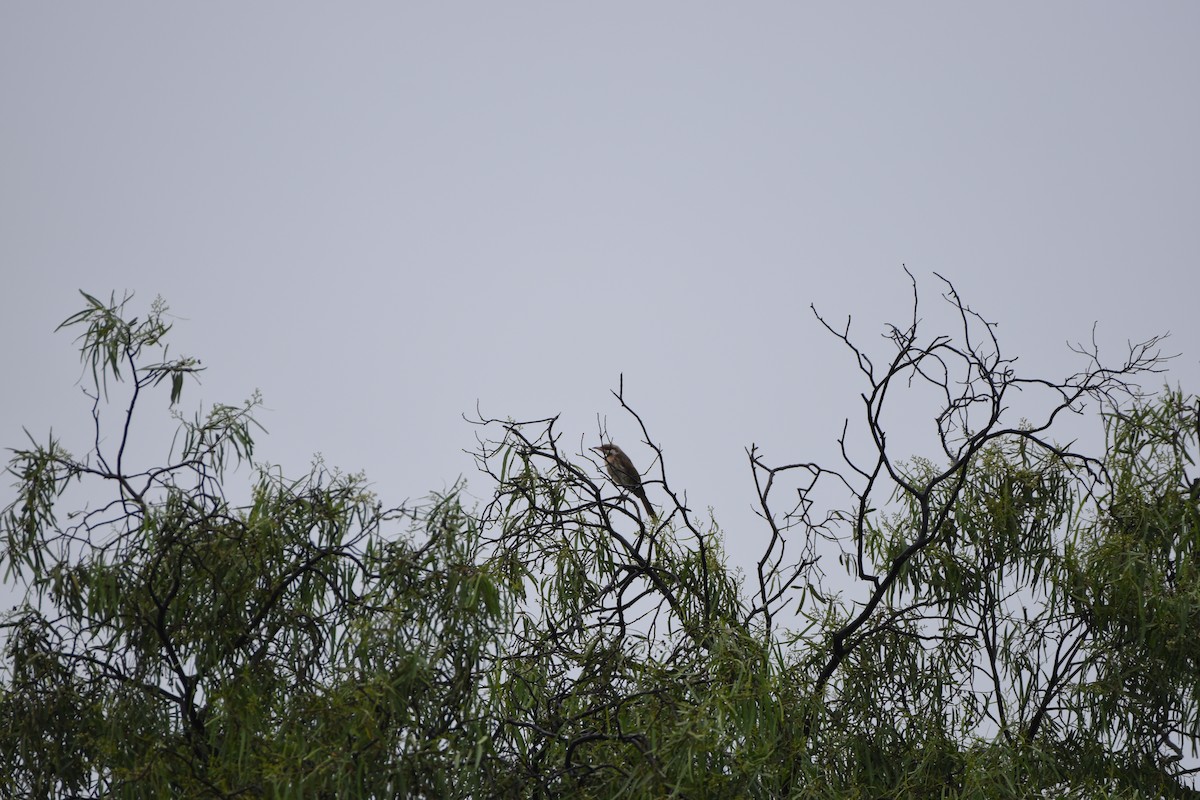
[3, 279, 1198, 798]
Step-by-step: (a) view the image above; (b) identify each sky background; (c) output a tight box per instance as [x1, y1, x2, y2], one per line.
[2, 4, 1199, 588]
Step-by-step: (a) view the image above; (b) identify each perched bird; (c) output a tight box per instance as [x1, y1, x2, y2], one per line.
[591, 443, 654, 518]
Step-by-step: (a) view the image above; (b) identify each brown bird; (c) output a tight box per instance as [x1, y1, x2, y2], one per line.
[591, 442, 655, 518]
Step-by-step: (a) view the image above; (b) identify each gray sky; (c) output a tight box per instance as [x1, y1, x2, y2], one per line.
[2, 3, 1198, 583]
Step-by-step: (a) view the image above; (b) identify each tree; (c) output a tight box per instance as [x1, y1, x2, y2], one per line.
[1, 280, 1197, 798]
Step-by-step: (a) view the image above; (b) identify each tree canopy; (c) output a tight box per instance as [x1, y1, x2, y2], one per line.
[3, 280, 1199, 799]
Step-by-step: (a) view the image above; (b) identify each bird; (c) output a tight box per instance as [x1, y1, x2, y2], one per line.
[591, 442, 655, 518]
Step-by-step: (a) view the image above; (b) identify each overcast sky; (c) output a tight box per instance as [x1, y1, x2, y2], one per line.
[2, 4, 1198, 584]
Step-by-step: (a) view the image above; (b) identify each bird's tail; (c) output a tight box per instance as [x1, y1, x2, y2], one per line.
[636, 489, 655, 519]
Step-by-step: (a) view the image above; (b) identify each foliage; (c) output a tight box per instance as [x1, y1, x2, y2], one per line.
[2, 283, 1199, 798]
